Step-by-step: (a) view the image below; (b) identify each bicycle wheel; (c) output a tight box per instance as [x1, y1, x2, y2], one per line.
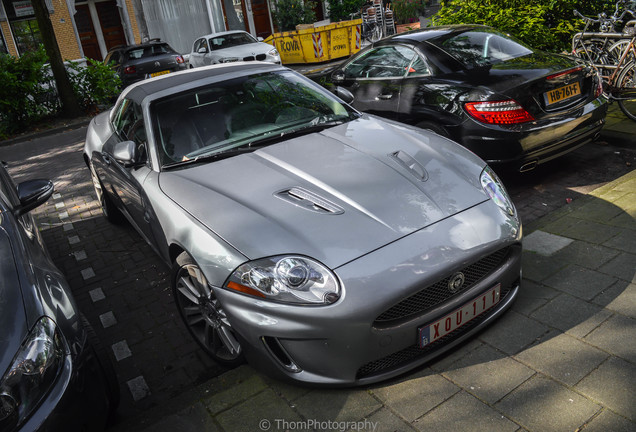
[369, 24, 382, 43]
[608, 39, 633, 64]
[616, 60, 636, 121]
[573, 39, 605, 62]
[573, 45, 613, 77]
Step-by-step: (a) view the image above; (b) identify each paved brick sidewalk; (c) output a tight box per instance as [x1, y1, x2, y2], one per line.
[113, 169, 635, 432]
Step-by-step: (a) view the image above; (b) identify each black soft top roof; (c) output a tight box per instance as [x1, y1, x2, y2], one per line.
[124, 62, 286, 103]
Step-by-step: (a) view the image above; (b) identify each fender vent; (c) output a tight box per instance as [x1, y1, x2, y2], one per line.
[275, 187, 344, 215]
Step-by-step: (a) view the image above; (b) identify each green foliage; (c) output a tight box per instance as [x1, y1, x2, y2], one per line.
[271, 0, 317, 32]
[67, 58, 121, 110]
[0, 46, 53, 138]
[432, 0, 615, 53]
[328, 0, 364, 22]
[392, 0, 426, 24]
[0, 46, 121, 140]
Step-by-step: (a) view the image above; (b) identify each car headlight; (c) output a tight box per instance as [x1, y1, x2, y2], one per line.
[225, 255, 340, 305]
[268, 48, 279, 57]
[0, 317, 65, 431]
[480, 166, 516, 217]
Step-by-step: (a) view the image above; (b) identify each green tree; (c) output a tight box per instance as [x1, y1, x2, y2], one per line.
[328, 0, 364, 22]
[432, 0, 615, 53]
[271, 0, 317, 32]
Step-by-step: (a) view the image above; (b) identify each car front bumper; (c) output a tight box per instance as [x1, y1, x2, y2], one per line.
[215, 201, 523, 385]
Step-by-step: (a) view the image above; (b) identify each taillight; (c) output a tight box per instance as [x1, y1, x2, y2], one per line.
[123, 65, 136, 74]
[176, 55, 184, 64]
[464, 100, 535, 125]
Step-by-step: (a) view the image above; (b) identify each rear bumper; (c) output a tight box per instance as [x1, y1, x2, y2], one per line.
[121, 64, 188, 87]
[457, 96, 608, 169]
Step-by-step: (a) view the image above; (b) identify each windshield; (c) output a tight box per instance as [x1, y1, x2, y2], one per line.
[210, 32, 257, 50]
[152, 70, 357, 168]
[431, 29, 533, 69]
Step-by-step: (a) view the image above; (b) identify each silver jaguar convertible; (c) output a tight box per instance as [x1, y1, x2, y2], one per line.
[84, 62, 522, 385]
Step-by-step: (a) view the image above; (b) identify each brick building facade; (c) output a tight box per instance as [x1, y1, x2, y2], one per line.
[0, 0, 142, 60]
[0, 0, 302, 61]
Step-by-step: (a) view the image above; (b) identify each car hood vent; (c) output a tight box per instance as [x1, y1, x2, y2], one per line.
[389, 150, 428, 182]
[275, 187, 344, 215]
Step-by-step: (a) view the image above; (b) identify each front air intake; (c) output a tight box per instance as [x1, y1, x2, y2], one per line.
[262, 337, 301, 373]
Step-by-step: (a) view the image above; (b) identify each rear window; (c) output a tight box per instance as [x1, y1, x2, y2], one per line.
[432, 29, 532, 69]
[127, 44, 172, 60]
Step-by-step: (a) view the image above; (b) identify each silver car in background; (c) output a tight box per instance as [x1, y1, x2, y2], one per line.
[83, 63, 522, 385]
[189, 30, 280, 67]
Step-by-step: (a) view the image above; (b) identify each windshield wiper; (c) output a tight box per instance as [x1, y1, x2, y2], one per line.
[244, 120, 346, 148]
[162, 144, 264, 169]
[162, 120, 348, 170]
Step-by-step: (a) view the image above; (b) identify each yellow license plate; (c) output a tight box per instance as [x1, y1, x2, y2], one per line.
[150, 70, 170, 77]
[545, 82, 581, 105]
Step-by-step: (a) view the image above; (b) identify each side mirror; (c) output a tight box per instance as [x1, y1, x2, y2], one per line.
[14, 179, 54, 216]
[331, 70, 345, 82]
[198, 47, 208, 54]
[334, 86, 355, 104]
[112, 140, 139, 167]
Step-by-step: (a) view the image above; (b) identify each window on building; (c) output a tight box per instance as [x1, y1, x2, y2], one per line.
[0, 32, 8, 54]
[2, 0, 51, 55]
[11, 18, 42, 54]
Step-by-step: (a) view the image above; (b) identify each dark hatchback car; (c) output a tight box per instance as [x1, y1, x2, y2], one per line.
[104, 39, 186, 88]
[0, 163, 118, 431]
[330, 25, 608, 172]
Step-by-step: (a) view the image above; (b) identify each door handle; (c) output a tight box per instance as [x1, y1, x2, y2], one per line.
[103, 154, 111, 166]
[376, 94, 393, 100]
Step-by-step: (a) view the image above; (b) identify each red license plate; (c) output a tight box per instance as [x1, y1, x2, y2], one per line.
[418, 284, 501, 348]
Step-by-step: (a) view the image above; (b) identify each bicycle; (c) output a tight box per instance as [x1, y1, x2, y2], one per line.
[350, 6, 383, 45]
[609, 32, 636, 120]
[572, 6, 636, 120]
[572, 6, 635, 75]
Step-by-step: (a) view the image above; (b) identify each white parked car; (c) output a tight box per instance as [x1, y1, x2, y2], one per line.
[189, 30, 281, 67]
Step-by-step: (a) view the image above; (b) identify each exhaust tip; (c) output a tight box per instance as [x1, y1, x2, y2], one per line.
[519, 160, 538, 172]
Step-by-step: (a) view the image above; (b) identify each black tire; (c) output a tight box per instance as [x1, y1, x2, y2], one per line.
[81, 314, 121, 415]
[172, 252, 245, 367]
[616, 61, 636, 121]
[90, 163, 124, 224]
[416, 121, 449, 138]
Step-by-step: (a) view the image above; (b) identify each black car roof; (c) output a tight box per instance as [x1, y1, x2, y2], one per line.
[109, 39, 172, 53]
[124, 62, 286, 103]
[385, 24, 491, 44]
[374, 24, 504, 73]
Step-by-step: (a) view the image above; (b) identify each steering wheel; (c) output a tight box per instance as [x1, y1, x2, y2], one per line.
[264, 101, 296, 123]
